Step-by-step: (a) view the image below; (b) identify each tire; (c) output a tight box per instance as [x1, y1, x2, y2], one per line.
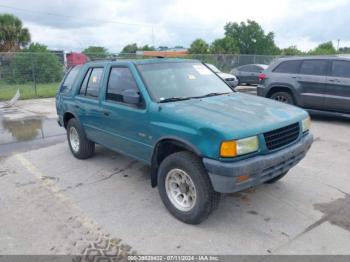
[264, 171, 288, 184]
[67, 118, 95, 159]
[270, 91, 294, 105]
[157, 151, 220, 224]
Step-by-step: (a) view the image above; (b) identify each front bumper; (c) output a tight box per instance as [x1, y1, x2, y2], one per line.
[203, 133, 313, 193]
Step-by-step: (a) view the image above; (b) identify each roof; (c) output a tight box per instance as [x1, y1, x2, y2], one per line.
[83, 58, 199, 67]
[277, 55, 350, 61]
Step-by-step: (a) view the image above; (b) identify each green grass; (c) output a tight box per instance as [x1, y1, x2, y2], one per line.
[0, 81, 60, 101]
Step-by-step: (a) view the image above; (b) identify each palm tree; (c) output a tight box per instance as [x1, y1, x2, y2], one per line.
[0, 14, 31, 52]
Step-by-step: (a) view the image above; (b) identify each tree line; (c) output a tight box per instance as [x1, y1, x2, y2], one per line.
[0, 13, 349, 85]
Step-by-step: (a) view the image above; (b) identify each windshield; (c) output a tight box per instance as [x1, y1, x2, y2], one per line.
[137, 62, 233, 102]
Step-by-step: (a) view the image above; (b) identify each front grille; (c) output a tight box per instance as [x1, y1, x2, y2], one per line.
[264, 123, 300, 150]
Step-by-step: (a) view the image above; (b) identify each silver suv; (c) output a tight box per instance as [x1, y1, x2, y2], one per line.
[257, 56, 350, 116]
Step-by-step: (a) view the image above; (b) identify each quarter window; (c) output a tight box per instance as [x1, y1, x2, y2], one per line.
[300, 60, 327, 76]
[106, 67, 139, 102]
[62, 65, 81, 92]
[274, 60, 301, 74]
[331, 60, 350, 78]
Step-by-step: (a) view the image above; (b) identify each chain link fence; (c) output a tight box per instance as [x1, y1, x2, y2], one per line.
[0, 52, 280, 101]
[0, 52, 64, 101]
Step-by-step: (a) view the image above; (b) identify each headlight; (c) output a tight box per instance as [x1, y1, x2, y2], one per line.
[302, 116, 311, 132]
[220, 136, 259, 157]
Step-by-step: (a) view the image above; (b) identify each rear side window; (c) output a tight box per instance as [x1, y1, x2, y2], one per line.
[238, 65, 250, 72]
[250, 65, 262, 72]
[331, 60, 350, 78]
[274, 60, 301, 74]
[300, 60, 328, 76]
[62, 65, 81, 91]
[85, 68, 104, 98]
[106, 67, 139, 102]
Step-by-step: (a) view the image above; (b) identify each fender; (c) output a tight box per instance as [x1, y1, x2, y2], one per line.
[150, 136, 202, 187]
[267, 83, 300, 104]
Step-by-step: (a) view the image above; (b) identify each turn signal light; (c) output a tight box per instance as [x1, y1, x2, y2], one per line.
[220, 141, 237, 157]
[236, 175, 250, 183]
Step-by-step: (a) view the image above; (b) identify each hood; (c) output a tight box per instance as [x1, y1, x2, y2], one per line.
[160, 93, 308, 139]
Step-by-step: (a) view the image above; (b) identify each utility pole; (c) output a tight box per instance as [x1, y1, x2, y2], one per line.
[151, 26, 155, 48]
[337, 39, 340, 52]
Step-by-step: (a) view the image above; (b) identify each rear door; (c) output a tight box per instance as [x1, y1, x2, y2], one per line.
[324, 60, 350, 113]
[298, 59, 328, 110]
[74, 66, 106, 144]
[237, 65, 251, 83]
[249, 65, 264, 84]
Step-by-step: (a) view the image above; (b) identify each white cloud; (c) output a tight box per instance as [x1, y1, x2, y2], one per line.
[2, 0, 350, 52]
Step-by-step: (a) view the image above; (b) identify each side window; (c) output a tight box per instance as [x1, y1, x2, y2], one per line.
[239, 65, 250, 72]
[62, 65, 81, 92]
[274, 60, 301, 74]
[331, 60, 350, 78]
[106, 67, 139, 103]
[86, 68, 104, 98]
[300, 60, 328, 76]
[79, 68, 92, 95]
[251, 66, 262, 73]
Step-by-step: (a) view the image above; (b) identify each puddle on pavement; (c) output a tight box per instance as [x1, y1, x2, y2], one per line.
[300, 192, 350, 236]
[313, 192, 350, 232]
[0, 116, 65, 144]
[2, 118, 43, 142]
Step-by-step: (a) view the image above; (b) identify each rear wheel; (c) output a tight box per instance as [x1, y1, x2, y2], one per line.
[264, 171, 288, 184]
[67, 118, 95, 159]
[158, 151, 220, 224]
[270, 91, 294, 105]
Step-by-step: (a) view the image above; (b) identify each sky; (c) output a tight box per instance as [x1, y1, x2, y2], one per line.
[1, 0, 350, 53]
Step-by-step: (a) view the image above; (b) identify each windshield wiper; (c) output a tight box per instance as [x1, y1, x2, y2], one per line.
[158, 97, 191, 103]
[193, 92, 232, 98]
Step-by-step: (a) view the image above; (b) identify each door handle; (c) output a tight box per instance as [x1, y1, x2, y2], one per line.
[74, 105, 80, 109]
[91, 109, 110, 116]
[291, 76, 300, 79]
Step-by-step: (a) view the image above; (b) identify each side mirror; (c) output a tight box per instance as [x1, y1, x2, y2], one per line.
[122, 89, 140, 105]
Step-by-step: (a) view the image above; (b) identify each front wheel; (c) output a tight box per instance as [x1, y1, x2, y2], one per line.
[158, 151, 220, 224]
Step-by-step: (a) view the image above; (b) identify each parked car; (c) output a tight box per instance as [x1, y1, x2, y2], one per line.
[56, 59, 313, 224]
[206, 63, 238, 88]
[230, 64, 268, 85]
[257, 56, 350, 116]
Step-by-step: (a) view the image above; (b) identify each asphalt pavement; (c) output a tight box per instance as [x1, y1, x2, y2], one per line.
[0, 89, 350, 256]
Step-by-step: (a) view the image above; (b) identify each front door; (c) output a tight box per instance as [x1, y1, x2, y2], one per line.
[99, 65, 153, 163]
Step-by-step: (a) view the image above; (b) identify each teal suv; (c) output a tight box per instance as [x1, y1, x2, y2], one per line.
[56, 59, 313, 224]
